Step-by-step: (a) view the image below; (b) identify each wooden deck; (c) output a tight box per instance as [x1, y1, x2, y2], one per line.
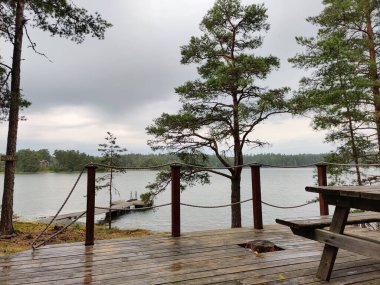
[1, 224, 379, 284]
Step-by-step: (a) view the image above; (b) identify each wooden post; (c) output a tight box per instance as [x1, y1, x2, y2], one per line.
[85, 164, 97, 246]
[316, 163, 329, 216]
[251, 164, 263, 229]
[171, 164, 181, 237]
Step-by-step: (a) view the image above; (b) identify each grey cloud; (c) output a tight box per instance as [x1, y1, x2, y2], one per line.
[1, 0, 327, 154]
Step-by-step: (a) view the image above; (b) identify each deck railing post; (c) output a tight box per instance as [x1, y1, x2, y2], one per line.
[316, 163, 329, 216]
[250, 164, 263, 229]
[171, 164, 181, 237]
[85, 164, 97, 246]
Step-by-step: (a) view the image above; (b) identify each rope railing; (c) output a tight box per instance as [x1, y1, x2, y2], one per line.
[262, 198, 319, 209]
[94, 202, 171, 211]
[90, 161, 380, 171]
[180, 198, 253, 208]
[260, 163, 320, 168]
[92, 162, 173, 171]
[321, 162, 380, 167]
[93, 196, 318, 211]
[32, 160, 363, 248]
[32, 211, 86, 250]
[181, 197, 318, 209]
[32, 167, 86, 249]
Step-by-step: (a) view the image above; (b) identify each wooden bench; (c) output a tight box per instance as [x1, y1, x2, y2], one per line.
[290, 186, 380, 281]
[276, 211, 380, 231]
[276, 211, 380, 260]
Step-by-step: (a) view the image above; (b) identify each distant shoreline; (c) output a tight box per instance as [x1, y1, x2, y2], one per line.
[1, 150, 326, 173]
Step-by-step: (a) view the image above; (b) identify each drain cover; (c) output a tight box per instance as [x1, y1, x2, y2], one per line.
[239, 240, 283, 253]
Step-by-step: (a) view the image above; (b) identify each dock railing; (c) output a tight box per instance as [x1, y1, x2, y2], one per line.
[82, 162, 328, 244]
[316, 163, 328, 216]
[35, 161, 372, 249]
[85, 164, 97, 246]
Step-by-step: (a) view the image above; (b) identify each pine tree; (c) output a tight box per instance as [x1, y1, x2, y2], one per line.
[290, 0, 380, 184]
[290, 30, 375, 184]
[147, 0, 289, 228]
[0, 0, 111, 235]
[96, 132, 126, 229]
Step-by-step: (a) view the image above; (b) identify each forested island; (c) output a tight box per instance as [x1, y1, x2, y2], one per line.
[0, 149, 326, 173]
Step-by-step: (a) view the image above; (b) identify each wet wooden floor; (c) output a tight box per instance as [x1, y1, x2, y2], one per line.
[0, 224, 379, 284]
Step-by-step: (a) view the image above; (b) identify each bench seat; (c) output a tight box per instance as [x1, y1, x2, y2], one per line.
[276, 211, 380, 230]
[276, 211, 380, 263]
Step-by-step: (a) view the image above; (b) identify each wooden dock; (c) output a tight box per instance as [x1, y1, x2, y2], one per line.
[38, 200, 146, 224]
[1, 224, 379, 284]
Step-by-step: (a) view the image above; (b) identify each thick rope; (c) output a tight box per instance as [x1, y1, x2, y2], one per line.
[93, 197, 317, 210]
[90, 162, 266, 170]
[90, 162, 173, 171]
[262, 198, 319, 209]
[32, 167, 86, 249]
[321, 162, 380, 167]
[32, 211, 86, 250]
[94, 203, 171, 211]
[260, 163, 319, 168]
[32, 204, 172, 250]
[90, 161, 380, 171]
[180, 198, 253, 208]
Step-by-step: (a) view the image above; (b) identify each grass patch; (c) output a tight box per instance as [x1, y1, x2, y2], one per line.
[0, 221, 156, 256]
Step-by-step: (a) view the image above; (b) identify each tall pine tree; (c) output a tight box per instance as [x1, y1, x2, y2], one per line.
[290, 0, 380, 184]
[147, 0, 289, 228]
[0, 0, 111, 235]
[290, 29, 375, 184]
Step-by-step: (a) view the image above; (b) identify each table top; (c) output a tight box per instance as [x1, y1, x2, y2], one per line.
[306, 185, 380, 201]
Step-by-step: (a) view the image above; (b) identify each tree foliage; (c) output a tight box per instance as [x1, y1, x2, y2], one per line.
[0, 57, 9, 121]
[0, 0, 111, 235]
[52, 150, 93, 172]
[0, 0, 111, 44]
[16, 148, 50, 172]
[147, 0, 290, 227]
[290, 0, 380, 185]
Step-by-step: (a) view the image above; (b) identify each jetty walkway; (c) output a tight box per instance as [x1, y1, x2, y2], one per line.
[37, 200, 146, 224]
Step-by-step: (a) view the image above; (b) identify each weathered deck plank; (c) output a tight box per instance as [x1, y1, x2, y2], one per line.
[0, 224, 379, 284]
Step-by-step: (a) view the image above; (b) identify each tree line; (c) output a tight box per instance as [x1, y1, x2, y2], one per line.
[0, 149, 326, 173]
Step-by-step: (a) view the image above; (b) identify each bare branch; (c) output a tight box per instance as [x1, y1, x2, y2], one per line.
[24, 24, 52, 62]
[0, 62, 12, 70]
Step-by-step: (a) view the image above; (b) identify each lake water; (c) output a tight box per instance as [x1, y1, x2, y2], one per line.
[1, 168, 327, 232]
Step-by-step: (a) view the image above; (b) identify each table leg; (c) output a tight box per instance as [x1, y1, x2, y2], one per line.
[316, 206, 350, 281]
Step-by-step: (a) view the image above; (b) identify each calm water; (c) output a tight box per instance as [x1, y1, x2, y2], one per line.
[1, 168, 325, 232]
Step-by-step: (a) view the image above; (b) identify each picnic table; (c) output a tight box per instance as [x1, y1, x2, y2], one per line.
[276, 185, 380, 281]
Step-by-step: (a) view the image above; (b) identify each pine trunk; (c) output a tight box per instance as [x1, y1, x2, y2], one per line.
[0, 0, 25, 235]
[365, 5, 380, 157]
[230, 175, 242, 228]
[344, 96, 362, 185]
[231, 81, 242, 228]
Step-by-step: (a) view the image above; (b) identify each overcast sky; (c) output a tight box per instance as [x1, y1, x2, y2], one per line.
[0, 0, 331, 156]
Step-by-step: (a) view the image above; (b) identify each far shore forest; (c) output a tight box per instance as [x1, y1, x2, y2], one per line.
[1, 149, 326, 173]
